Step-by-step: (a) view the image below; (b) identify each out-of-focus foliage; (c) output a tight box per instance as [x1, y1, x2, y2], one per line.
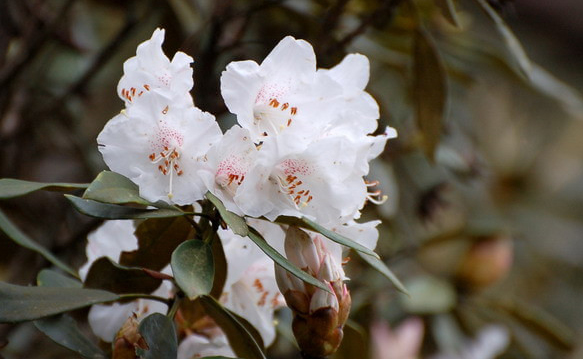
[1, 0, 583, 358]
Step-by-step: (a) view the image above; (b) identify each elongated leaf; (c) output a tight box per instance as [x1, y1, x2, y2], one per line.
[120, 216, 193, 270]
[34, 270, 106, 358]
[37, 269, 81, 288]
[413, 27, 448, 160]
[247, 227, 329, 292]
[356, 251, 409, 295]
[276, 216, 379, 259]
[35, 315, 106, 359]
[206, 192, 248, 236]
[435, 0, 460, 28]
[171, 240, 214, 299]
[83, 171, 150, 206]
[84, 257, 162, 294]
[0, 208, 78, 278]
[65, 195, 183, 219]
[474, 0, 531, 79]
[199, 295, 265, 359]
[210, 231, 227, 299]
[494, 298, 574, 351]
[136, 313, 177, 359]
[0, 281, 119, 322]
[0, 178, 88, 199]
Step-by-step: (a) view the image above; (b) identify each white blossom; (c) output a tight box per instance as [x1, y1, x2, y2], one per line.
[218, 225, 286, 346]
[199, 126, 257, 215]
[97, 90, 222, 205]
[117, 28, 194, 108]
[235, 135, 368, 225]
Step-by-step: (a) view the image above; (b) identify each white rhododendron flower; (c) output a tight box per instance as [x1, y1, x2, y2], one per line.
[218, 35, 397, 222]
[235, 135, 368, 225]
[117, 28, 194, 108]
[221, 36, 341, 143]
[98, 91, 222, 205]
[218, 226, 286, 346]
[79, 220, 172, 342]
[198, 125, 257, 214]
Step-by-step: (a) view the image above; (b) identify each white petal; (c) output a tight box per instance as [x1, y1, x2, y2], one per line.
[177, 334, 235, 359]
[260, 36, 317, 85]
[322, 53, 370, 91]
[79, 220, 137, 280]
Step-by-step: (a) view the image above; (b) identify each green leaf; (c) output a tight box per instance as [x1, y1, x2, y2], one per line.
[206, 192, 248, 236]
[120, 216, 193, 271]
[413, 27, 448, 160]
[356, 251, 409, 295]
[37, 269, 81, 288]
[492, 298, 574, 351]
[0, 281, 119, 323]
[34, 315, 106, 359]
[83, 171, 151, 206]
[0, 208, 78, 278]
[247, 227, 329, 292]
[0, 178, 88, 199]
[199, 295, 265, 359]
[84, 257, 162, 294]
[34, 270, 106, 358]
[136, 313, 177, 359]
[171, 240, 214, 299]
[276, 216, 380, 259]
[210, 232, 227, 299]
[65, 195, 183, 219]
[474, 0, 532, 79]
[434, 0, 460, 28]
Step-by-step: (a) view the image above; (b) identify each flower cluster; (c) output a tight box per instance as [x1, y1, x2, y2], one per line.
[93, 28, 395, 357]
[98, 31, 395, 226]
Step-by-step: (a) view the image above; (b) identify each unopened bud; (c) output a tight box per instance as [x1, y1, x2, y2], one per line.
[310, 286, 339, 314]
[285, 226, 320, 273]
[112, 314, 147, 359]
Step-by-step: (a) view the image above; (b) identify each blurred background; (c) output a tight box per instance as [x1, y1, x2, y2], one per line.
[1, 0, 583, 358]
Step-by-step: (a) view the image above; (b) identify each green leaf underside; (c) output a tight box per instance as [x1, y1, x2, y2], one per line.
[247, 227, 329, 292]
[434, 0, 460, 28]
[65, 195, 183, 219]
[84, 257, 162, 295]
[413, 27, 447, 161]
[199, 295, 266, 359]
[205, 192, 249, 236]
[82, 171, 150, 206]
[121, 216, 193, 270]
[0, 178, 88, 199]
[356, 251, 409, 295]
[136, 313, 178, 359]
[34, 315, 106, 359]
[474, 0, 532, 79]
[0, 209, 78, 278]
[0, 281, 119, 323]
[171, 240, 214, 299]
[37, 269, 82, 288]
[276, 216, 380, 259]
